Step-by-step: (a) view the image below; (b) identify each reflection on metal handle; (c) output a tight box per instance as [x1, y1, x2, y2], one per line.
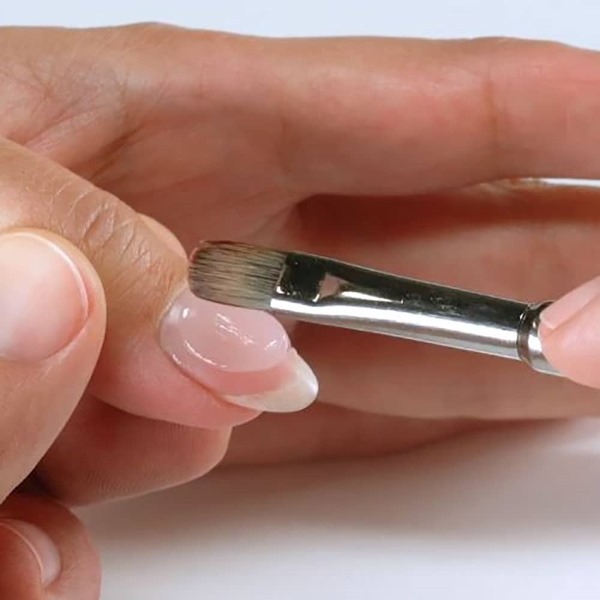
[517, 302, 558, 375]
[269, 252, 559, 376]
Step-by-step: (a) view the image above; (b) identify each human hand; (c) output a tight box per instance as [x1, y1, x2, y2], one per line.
[3, 25, 600, 598]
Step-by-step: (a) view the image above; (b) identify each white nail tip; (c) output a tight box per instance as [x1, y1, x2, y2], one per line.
[223, 353, 319, 413]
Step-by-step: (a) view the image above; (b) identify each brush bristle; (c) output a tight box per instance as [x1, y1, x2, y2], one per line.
[188, 241, 287, 310]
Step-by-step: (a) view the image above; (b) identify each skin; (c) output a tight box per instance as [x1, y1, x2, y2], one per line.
[2, 24, 600, 597]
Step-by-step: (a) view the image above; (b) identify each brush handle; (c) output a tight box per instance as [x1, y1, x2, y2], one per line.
[271, 254, 559, 376]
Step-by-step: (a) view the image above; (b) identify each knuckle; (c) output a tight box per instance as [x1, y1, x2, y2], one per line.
[120, 22, 203, 54]
[51, 183, 178, 310]
[126, 21, 182, 36]
[454, 37, 572, 172]
[0, 29, 123, 144]
[72, 190, 133, 256]
[118, 22, 186, 51]
[469, 37, 579, 169]
[470, 36, 570, 60]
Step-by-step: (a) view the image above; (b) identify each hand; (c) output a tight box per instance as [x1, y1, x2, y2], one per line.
[2, 24, 600, 598]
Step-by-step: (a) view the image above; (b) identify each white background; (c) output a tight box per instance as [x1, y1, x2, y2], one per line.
[3, 0, 600, 44]
[5, 1, 600, 599]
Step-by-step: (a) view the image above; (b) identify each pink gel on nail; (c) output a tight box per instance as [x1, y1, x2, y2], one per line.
[160, 289, 290, 395]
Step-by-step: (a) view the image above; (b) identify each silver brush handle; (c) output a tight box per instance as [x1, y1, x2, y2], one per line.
[270, 254, 559, 376]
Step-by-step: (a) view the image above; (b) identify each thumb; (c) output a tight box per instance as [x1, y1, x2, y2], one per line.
[0, 227, 105, 501]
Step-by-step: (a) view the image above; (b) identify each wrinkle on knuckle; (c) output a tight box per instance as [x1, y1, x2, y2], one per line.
[468, 38, 577, 172]
[460, 44, 513, 174]
[50, 183, 172, 305]
[54, 185, 121, 253]
[480, 65, 505, 169]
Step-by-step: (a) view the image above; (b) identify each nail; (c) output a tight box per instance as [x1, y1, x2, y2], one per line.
[222, 349, 319, 413]
[541, 276, 600, 334]
[0, 519, 61, 586]
[0, 232, 89, 361]
[160, 288, 318, 412]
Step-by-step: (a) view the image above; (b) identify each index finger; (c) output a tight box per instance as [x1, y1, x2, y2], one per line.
[238, 35, 600, 196]
[5, 28, 598, 201]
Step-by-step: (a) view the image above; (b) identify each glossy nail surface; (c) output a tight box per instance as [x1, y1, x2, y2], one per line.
[160, 289, 318, 412]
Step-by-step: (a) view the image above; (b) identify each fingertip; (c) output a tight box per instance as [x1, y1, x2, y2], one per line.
[0, 494, 100, 599]
[541, 294, 600, 388]
[221, 349, 319, 413]
[0, 228, 106, 363]
[0, 519, 61, 587]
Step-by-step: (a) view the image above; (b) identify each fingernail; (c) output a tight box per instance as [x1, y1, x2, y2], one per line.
[0, 232, 89, 361]
[0, 519, 61, 586]
[541, 276, 600, 334]
[160, 289, 318, 412]
[222, 349, 319, 413]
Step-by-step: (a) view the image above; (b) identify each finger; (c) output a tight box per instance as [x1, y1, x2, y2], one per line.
[539, 278, 600, 389]
[244, 36, 600, 196]
[7, 29, 600, 215]
[0, 137, 318, 431]
[81, 30, 600, 255]
[262, 182, 600, 418]
[0, 222, 223, 507]
[0, 137, 317, 505]
[222, 403, 484, 465]
[0, 225, 102, 597]
[0, 494, 99, 600]
[38, 397, 230, 505]
[36, 215, 226, 504]
[0, 228, 104, 501]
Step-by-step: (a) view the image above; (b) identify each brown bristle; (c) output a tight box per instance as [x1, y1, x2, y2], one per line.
[188, 241, 287, 310]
